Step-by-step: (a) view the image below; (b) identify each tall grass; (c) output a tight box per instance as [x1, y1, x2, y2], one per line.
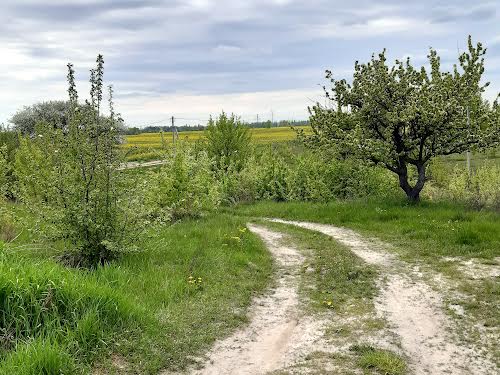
[0, 208, 272, 373]
[0, 243, 138, 373]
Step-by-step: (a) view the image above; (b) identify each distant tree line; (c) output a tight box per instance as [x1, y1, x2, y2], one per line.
[124, 119, 309, 135]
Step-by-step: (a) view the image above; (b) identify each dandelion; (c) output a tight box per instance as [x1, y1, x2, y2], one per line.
[322, 300, 334, 308]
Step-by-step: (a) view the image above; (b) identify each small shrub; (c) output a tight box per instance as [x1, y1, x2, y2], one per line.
[286, 152, 331, 201]
[255, 150, 290, 201]
[0, 205, 16, 242]
[217, 160, 259, 205]
[0, 219, 16, 242]
[0, 146, 9, 199]
[447, 164, 500, 209]
[205, 112, 251, 172]
[145, 146, 220, 221]
[0, 132, 19, 200]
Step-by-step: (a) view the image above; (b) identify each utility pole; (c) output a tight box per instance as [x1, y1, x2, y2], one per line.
[256, 114, 259, 124]
[271, 110, 274, 126]
[466, 106, 471, 173]
[171, 116, 175, 144]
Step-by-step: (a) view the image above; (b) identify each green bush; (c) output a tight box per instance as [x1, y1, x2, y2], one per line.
[216, 160, 259, 205]
[448, 164, 500, 209]
[14, 57, 140, 266]
[286, 152, 332, 201]
[0, 131, 19, 200]
[145, 146, 220, 221]
[0, 146, 9, 199]
[255, 150, 290, 201]
[248, 148, 396, 203]
[205, 112, 251, 172]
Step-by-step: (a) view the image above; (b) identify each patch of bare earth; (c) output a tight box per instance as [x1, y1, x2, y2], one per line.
[442, 256, 500, 280]
[191, 224, 332, 375]
[270, 219, 498, 375]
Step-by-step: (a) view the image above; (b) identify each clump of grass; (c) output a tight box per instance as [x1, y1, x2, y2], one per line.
[455, 229, 481, 246]
[350, 344, 406, 375]
[0, 339, 78, 375]
[0, 250, 139, 373]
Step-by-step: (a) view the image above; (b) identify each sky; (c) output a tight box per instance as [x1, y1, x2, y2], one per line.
[1, 0, 499, 128]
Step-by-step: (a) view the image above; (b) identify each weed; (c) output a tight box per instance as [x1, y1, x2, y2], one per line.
[350, 344, 406, 375]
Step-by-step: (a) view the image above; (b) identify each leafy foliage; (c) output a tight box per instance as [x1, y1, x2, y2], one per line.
[446, 164, 500, 209]
[216, 146, 395, 204]
[144, 146, 220, 222]
[308, 36, 500, 201]
[0, 146, 10, 199]
[0, 131, 19, 199]
[14, 56, 139, 266]
[9, 101, 71, 135]
[205, 112, 251, 172]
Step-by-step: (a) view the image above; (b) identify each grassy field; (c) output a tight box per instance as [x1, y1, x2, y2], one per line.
[232, 199, 500, 260]
[123, 126, 311, 161]
[2, 196, 499, 372]
[0, 205, 272, 374]
[441, 149, 500, 170]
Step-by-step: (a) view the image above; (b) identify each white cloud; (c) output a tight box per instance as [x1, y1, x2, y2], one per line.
[0, 0, 499, 125]
[308, 16, 445, 39]
[118, 88, 321, 126]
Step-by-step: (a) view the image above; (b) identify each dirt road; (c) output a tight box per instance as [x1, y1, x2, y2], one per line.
[192, 219, 497, 374]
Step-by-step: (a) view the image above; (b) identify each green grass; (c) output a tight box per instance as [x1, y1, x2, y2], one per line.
[440, 148, 500, 170]
[262, 221, 378, 313]
[232, 198, 500, 260]
[232, 199, 500, 365]
[0, 206, 272, 373]
[350, 345, 406, 375]
[260, 221, 403, 373]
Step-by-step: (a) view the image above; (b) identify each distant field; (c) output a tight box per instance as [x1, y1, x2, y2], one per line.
[123, 126, 311, 161]
[123, 126, 499, 166]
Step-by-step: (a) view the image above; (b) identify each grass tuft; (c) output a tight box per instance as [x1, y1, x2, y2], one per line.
[350, 344, 406, 375]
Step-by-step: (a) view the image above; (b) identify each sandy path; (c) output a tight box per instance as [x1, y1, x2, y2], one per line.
[270, 218, 497, 375]
[118, 159, 166, 170]
[192, 224, 327, 375]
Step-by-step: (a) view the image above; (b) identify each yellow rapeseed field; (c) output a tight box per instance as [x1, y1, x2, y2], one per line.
[123, 126, 311, 160]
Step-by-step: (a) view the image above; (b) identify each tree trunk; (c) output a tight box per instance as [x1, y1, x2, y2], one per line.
[397, 163, 426, 202]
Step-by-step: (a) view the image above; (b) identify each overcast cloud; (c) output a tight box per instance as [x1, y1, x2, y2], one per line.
[1, 0, 499, 127]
